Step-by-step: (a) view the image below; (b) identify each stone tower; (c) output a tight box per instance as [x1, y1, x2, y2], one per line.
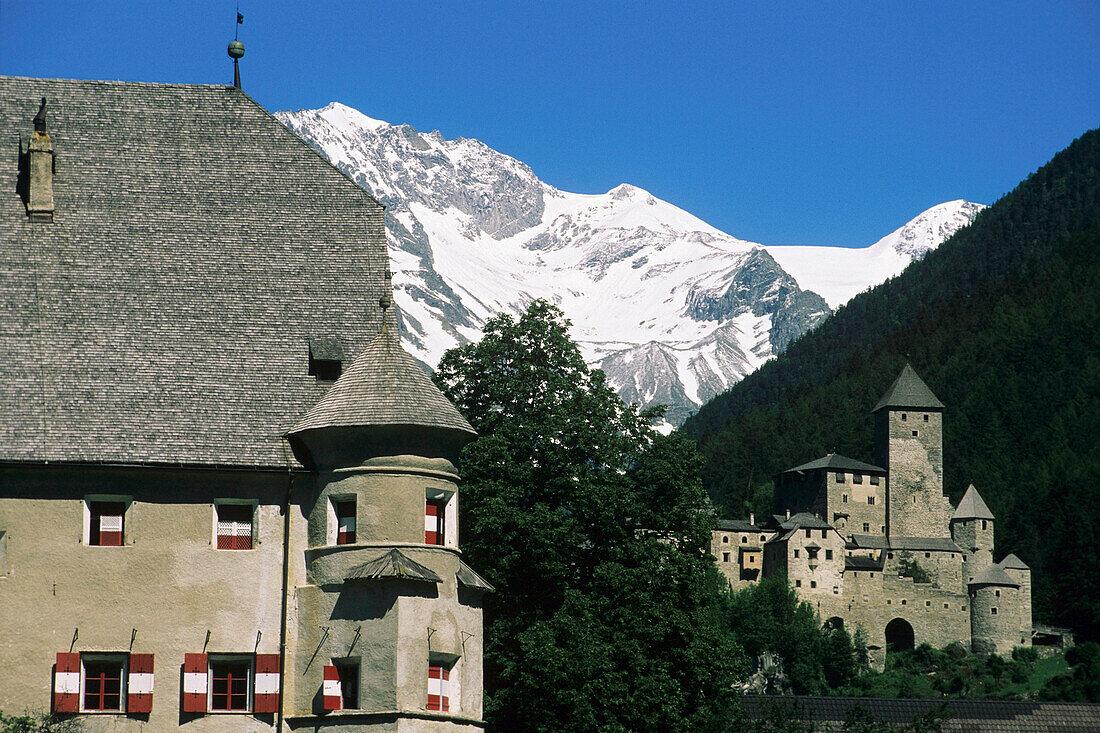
[1000, 553, 1033, 647]
[951, 483, 995, 582]
[285, 324, 489, 730]
[968, 564, 1021, 655]
[873, 365, 951, 538]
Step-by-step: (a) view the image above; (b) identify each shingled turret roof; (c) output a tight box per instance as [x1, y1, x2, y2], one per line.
[953, 484, 995, 521]
[873, 364, 944, 412]
[999, 553, 1029, 570]
[0, 77, 388, 468]
[969, 564, 1020, 588]
[287, 328, 475, 437]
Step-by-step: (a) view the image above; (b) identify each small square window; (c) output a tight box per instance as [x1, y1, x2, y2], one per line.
[833, 586, 839, 594]
[901, 413, 907, 421]
[835, 472, 845, 483]
[428, 663, 451, 712]
[210, 657, 252, 711]
[853, 473, 863, 485]
[944, 603, 949, 609]
[991, 607, 998, 615]
[862, 523, 870, 532]
[870, 475, 880, 485]
[810, 581, 817, 589]
[795, 580, 801, 587]
[925, 552, 930, 558]
[216, 503, 254, 550]
[867, 496, 875, 505]
[995, 589, 1000, 597]
[760, 535, 766, 543]
[923, 414, 929, 422]
[912, 430, 918, 436]
[88, 501, 126, 546]
[926, 600, 931, 607]
[722, 552, 730, 562]
[82, 655, 126, 712]
[870, 572, 875, 578]
[336, 500, 356, 545]
[722, 536, 728, 543]
[901, 599, 907, 605]
[825, 549, 833, 560]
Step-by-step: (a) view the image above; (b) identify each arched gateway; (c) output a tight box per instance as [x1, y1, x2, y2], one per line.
[885, 618, 915, 652]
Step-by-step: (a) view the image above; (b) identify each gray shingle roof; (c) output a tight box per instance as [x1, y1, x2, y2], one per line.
[888, 536, 963, 553]
[345, 549, 442, 584]
[845, 555, 884, 570]
[286, 328, 475, 437]
[0, 77, 389, 468]
[873, 364, 945, 412]
[782, 453, 885, 474]
[716, 519, 762, 532]
[999, 553, 1029, 570]
[969, 564, 1020, 588]
[953, 484, 995, 521]
[456, 560, 495, 592]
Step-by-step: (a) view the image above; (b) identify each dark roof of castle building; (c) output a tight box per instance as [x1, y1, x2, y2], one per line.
[873, 363, 945, 412]
[953, 484, 995, 521]
[0, 77, 388, 469]
[717, 519, 763, 532]
[286, 328, 475, 438]
[845, 555, 884, 571]
[969, 564, 1020, 588]
[782, 453, 885, 475]
[999, 553, 1029, 571]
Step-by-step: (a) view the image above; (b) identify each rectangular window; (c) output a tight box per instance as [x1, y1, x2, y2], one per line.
[425, 500, 445, 545]
[216, 504, 253, 550]
[323, 661, 359, 710]
[835, 472, 844, 483]
[833, 586, 839, 594]
[991, 607, 998, 615]
[901, 413, 907, 421]
[924, 414, 929, 422]
[89, 501, 125, 546]
[870, 475, 880, 485]
[83, 656, 125, 711]
[804, 528, 812, 538]
[427, 664, 450, 712]
[825, 549, 833, 560]
[842, 494, 848, 503]
[862, 523, 870, 532]
[793, 549, 800, 558]
[926, 600, 931, 607]
[722, 552, 730, 562]
[867, 496, 875, 505]
[210, 659, 251, 711]
[821, 529, 828, 539]
[912, 430, 918, 436]
[795, 580, 801, 588]
[336, 500, 356, 545]
[853, 473, 863, 484]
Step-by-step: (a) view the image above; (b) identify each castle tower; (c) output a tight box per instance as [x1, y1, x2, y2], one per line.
[951, 484, 995, 582]
[873, 365, 951, 538]
[968, 565, 1021, 655]
[999, 553, 1033, 647]
[285, 318, 488, 730]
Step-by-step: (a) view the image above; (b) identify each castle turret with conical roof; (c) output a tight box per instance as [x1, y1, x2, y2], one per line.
[285, 305, 487, 730]
[873, 364, 951, 538]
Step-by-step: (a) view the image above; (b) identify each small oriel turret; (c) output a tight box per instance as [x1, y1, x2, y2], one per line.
[951, 484, 994, 583]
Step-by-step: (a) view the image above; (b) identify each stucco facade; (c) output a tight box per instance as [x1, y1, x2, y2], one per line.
[713, 365, 1033, 668]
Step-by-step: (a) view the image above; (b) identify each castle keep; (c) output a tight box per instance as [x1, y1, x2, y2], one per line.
[0, 76, 488, 731]
[711, 365, 1032, 667]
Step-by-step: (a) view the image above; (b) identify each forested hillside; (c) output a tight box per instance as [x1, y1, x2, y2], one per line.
[681, 129, 1100, 640]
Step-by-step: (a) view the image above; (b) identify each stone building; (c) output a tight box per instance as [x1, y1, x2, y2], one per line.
[0, 76, 488, 731]
[713, 365, 1032, 667]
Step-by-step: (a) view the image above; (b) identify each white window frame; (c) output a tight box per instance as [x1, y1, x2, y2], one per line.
[212, 501, 257, 551]
[425, 487, 457, 548]
[207, 654, 254, 713]
[83, 495, 131, 546]
[328, 495, 357, 546]
[80, 652, 128, 713]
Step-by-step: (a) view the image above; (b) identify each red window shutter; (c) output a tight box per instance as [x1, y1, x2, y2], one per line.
[53, 652, 80, 713]
[91, 502, 125, 546]
[253, 653, 280, 714]
[322, 664, 341, 711]
[217, 504, 253, 550]
[425, 501, 442, 545]
[427, 664, 449, 712]
[336, 501, 356, 545]
[127, 653, 154, 713]
[182, 653, 207, 713]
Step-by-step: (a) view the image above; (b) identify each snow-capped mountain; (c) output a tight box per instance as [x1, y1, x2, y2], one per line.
[276, 103, 982, 425]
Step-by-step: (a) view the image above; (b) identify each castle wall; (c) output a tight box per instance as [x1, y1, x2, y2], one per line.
[884, 548, 964, 590]
[712, 528, 774, 589]
[829, 471, 886, 536]
[0, 464, 297, 731]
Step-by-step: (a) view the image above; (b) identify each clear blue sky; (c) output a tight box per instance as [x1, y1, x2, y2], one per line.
[3, 1, 1097, 245]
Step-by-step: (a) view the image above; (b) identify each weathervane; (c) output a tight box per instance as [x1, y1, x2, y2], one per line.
[228, 4, 245, 89]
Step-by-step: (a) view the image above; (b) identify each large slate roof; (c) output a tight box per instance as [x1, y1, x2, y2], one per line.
[782, 453, 885, 475]
[287, 328, 474, 437]
[873, 364, 945, 412]
[0, 77, 389, 468]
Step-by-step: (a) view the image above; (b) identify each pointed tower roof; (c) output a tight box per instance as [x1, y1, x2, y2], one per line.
[999, 553, 1029, 570]
[969, 564, 1019, 588]
[873, 364, 944, 412]
[287, 328, 475, 438]
[953, 484, 994, 521]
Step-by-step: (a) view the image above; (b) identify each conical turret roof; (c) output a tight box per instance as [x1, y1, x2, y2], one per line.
[999, 553, 1029, 570]
[287, 328, 475, 438]
[953, 484, 994, 521]
[873, 364, 944, 412]
[969, 564, 1019, 588]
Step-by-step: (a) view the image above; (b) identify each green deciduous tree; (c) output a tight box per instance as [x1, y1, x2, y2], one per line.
[434, 300, 743, 732]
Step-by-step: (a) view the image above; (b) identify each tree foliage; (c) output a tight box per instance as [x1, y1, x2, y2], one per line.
[0, 712, 82, 733]
[434, 300, 743, 732]
[681, 129, 1100, 640]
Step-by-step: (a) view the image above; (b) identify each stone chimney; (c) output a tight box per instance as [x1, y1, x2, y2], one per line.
[749, 512, 755, 526]
[785, 508, 791, 520]
[27, 98, 54, 222]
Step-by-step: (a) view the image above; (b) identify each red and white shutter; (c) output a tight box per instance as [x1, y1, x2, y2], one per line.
[425, 502, 441, 545]
[427, 665, 449, 712]
[336, 502, 356, 545]
[98, 503, 124, 546]
[127, 653, 154, 713]
[53, 652, 80, 713]
[217, 505, 253, 550]
[322, 664, 341, 710]
[182, 653, 207, 713]
[253, 653, 280, 714]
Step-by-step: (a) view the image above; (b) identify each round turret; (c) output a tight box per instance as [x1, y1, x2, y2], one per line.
[969, 565, 1020, 655]
[227, 40, 245, 59]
